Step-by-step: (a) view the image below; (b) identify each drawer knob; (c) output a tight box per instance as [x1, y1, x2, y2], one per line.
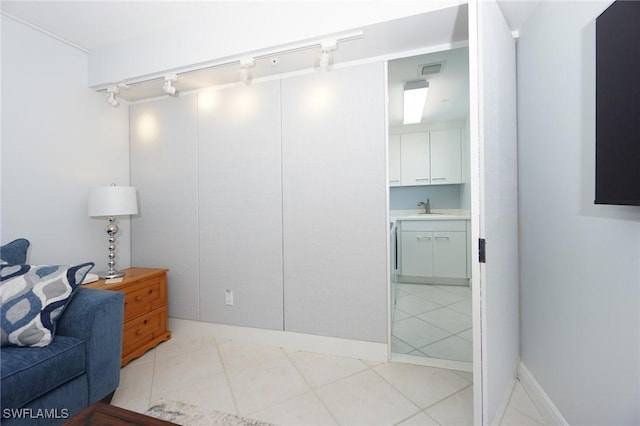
[136, 296, 143, 302]
[136, 329, 143, 335]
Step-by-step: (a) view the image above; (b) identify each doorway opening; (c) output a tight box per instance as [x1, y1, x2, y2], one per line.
[387, 47, 472, 371]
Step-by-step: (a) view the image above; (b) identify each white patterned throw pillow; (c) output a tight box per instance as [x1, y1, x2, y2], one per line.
[0, 263, 94, 347]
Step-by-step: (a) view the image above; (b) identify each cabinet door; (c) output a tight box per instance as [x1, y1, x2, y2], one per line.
[400, 132, 430, 185]
[389, 134, 401, 186]
[433, 231, 467, 278]
[430, 128, 462, 184]
[400, 231, 434, 277]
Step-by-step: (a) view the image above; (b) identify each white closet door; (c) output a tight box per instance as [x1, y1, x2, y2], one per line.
[198, 81, 284, 330]
[281, 63, 388, 343]
[130, 95, 199, 320]
[469, 0, 520, 424]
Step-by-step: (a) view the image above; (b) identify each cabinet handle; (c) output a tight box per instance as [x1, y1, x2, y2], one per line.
[415, 178, 430, 181]
[435, 236, 450, 240]
[417, 236, 432, 240]
[432, 177, 446, 181]
[389, 179, 400, 183]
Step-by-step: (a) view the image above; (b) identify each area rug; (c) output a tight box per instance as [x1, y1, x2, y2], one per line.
[145, 398, 273, 426]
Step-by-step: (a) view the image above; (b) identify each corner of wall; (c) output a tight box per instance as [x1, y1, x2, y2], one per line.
[518, 362, 569, 426]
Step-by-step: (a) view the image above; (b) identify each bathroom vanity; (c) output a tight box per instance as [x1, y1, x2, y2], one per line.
[391, 211, 471, 285]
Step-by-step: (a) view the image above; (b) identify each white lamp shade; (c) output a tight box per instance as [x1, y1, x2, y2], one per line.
[88, 186, 138, 217]
[403, 80, 429, 125]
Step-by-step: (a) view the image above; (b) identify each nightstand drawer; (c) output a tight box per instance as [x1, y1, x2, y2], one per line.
[123, 308, 166, 357]
[124, 277, 163, 322]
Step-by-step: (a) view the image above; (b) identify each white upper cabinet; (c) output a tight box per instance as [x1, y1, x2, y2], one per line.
[400, 132, 431, 185]
[391, 128, 462, 187]
[389, 134, 402, 186]
[430, 128, 462, 184]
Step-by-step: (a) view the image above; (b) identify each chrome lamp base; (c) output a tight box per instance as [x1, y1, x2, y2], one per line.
[97, 270, 125, 279]
[99, 216, 125, 280]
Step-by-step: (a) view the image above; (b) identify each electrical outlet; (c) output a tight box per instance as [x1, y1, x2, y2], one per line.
[225, 290, 233, 306]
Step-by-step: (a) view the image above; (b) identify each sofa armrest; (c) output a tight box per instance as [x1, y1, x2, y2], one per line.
[56, 287, 124, 403]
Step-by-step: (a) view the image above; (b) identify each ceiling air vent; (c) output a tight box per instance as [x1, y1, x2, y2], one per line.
[420, 63, 443, 77]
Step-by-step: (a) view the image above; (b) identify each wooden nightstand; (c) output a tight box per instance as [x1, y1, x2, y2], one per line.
[83, 267, 171, 366]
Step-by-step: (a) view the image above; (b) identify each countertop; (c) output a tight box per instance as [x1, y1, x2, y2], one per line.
[390, 209, 471, 221]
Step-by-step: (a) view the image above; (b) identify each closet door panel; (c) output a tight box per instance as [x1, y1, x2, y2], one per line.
[281, 63, 387, 342]
[198, 82, 283, 330]
[130, 95, 199, 320]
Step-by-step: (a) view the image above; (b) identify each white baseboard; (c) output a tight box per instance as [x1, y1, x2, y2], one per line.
[391, 352, 472, 372]
[518, 361, 568, 426]
[169, 317, 389, 362]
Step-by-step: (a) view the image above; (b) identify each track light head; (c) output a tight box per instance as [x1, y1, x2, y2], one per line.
[163, 74, 178, 97]
[318, 39, 337, 71]
[106, 87, 119, 107]
[239, 57, 255, 85]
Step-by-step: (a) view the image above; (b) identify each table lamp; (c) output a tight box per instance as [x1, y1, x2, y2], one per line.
[88, 184, 138, 279]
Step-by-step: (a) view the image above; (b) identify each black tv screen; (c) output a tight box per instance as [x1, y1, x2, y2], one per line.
[595, 0, 640, 206]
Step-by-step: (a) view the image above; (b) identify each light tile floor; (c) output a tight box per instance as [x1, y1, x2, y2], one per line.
[111, 331, 544, 425]
[392, 283, 473, 362]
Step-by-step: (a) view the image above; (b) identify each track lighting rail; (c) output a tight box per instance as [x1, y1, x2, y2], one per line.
[101, 30, 364, 105]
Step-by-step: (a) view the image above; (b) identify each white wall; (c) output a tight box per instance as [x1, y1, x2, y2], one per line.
[130, 95, 199, 320]
[517, 1, 640, 424]
[390, 185, 461, 210]
[129, 62, 388, 343]
[197, 82, 284, 330]
[459, 116, 471, 211]
[1, 15, 130, 267]
[281, 63, 387, 343]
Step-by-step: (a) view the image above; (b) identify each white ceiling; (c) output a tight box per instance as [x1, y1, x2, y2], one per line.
[1, 1, 538, 122]
[388, 47, 469, 127]
[1, 1, 538, 53]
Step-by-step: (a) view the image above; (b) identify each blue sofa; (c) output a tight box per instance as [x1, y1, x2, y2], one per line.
[1, 287, 124, 425]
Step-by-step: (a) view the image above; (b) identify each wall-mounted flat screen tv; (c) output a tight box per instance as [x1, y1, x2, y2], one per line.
[595, 0, 640, 206]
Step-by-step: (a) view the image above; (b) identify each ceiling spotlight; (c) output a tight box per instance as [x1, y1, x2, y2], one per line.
[106, 87, 119, 107]
[318, 39, 337, 71]
[239, 57, 255, 85]
[163, 74, 178, 96]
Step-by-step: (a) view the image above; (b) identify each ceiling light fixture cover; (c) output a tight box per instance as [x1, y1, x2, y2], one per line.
[403, 80, 429, 125]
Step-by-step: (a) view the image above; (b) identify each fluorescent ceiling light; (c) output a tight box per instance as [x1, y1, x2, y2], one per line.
[403, 80, 429, 125]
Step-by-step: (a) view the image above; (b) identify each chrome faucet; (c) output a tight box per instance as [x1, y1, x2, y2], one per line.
[417, 199, 431, 214]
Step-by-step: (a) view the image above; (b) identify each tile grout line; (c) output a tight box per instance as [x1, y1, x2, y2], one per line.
[245, 349, 311, 418]
[366, 372, 425, 421]
[392, 290, 472, 362]
[213, 338, 242, 416]
[393, 314, 470, 354]
[279, 349, 343, 425]
[147, 348, 159, 407]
